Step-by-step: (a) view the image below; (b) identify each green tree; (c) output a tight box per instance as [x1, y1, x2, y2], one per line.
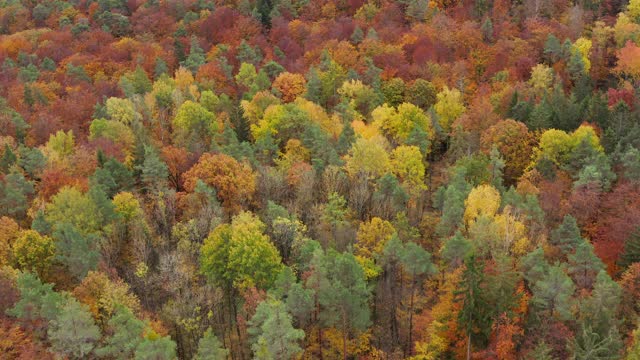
[0, 169, 34, 220]
[48, 299, 101, 359]
[200, 212, 283, 290]
[137, 145, 168, 191]
[52, 223, 100, 281]
[620, 227, 640, 269]
[322, 192, 348, 241]
[531, 264, 575, 321]
[134, 332, 177, 360]
[8, 271, 65, 322]
[568, 240, 604, 289]
[400, 242, 436, 353]
[550, 215, 584, 256]
[318, 251, 371, 360]
[96, 305, 145, 359]
[181, 36, 206, 74]
[194, 328, 229, 360]
[456, 255, 490, 359]
[248, 300, 305, 359]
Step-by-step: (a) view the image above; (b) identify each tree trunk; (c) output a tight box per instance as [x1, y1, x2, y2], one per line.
[406, 279, 416, 356]
[467, 333, 472, 360]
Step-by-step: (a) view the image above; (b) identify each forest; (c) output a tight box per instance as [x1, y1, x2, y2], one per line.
[1, 0, 640, 358]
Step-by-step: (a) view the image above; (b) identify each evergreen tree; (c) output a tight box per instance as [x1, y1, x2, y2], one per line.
[620, 227, 640, 269]
[96, 305, 145, 359]
[550, 215, 583, 256]
[194, 328, 229, 360]
[134, 333, 177, 360]
[456, 255, 491, 359]
[568, 240, 604, 289]
[0, 144, 17, 173]
[8, 271, 64, 322]
[48, 299, 101, 359]
[181, 36, 206, 74]
[52, 223, 100, 280]
[531, 264, 575, 320]
[318, 251, 371, 360]
[248, 300, 305, 359]
[137, 145, 169, 191]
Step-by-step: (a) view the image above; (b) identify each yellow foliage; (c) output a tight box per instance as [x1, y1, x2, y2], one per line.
[464, 184, 501, 225]
[344, 136, 391, 179]
[355, 217, 396, 258]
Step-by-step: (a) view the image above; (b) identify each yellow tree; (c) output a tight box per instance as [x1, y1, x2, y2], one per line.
[463, 184, 501, 226]
[355, 217, 396, 258]
[433, 86, 465, 132]
[391, 145, 427, 197]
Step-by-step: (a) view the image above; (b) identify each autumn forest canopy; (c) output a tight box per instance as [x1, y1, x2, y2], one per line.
[3, 0, 640, 358]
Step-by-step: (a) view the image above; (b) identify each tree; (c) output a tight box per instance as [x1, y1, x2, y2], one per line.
[406, 79, 437, 110]
[172, 100, 217, 150]
[568, 240, 604, 289]
[48, 299, 101, 359]
[183, 153, 256, 214]
[615, 41, 640, 82]
[550, 215, 584, 256]
[0, 169, 34, 220]
[96, 305, 145, 359]
[45, 186, 112, 235]
[11, 230, 54, 278]
[434, 86, 465, 132]
[134, 332, 177, 360]
[273, 72, 306, 103]
[200, 212, 283, 290]
[322, 192, 348, 243]
[248, 300, 305, 359]
[8, 271, 65, 322]
[52, 223, 99, 281]
[344, 136, 391, 179]
[463, 184, 501, 226]
[318, 251, 371, 360]
[137, 145, 168, 191]
[194, 328, 229, 360]
[620, 227, 640, 269]
[442, 230, 474, 268]
[399, 242, 436, 355]
[456, 255, 490, 360]
[531, 264, 575, 321]
[181, 37, 206, 74]
[390, 145, 427, 199]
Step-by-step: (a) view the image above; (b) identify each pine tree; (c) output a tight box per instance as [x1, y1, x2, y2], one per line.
[137, 145, 169, 191]
[531, 264, 575, 321]
[318, 251, 371, 360]
[0, 144, 17, 173]
[456, 255, 491, 360]
[134, 332, 177, 360]
[249, 300, 305, 360]
[181, 36, 206, 74]
[194, 328, 229, 360]
[550, 215, 584, 256]
[96, 305, 145, 359]
[52, 223, 100, 280]
[568, 240, 604, 289]
[48, 299, 101, 359]
[620, 227, 640, 269]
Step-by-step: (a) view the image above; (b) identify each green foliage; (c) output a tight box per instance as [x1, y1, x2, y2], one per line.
[8, 271, 65, 322]
[52, 223, 100, 280]
[96, 305, 145, 359]
[531, 264, 575, 320]
[194, 328, 229, 360]
[200, 212, 283, 290]
[48, 299, 101, 359]
[134, 333, 177, 360]
[248, 299, 305, 359]
[0, 169, 34, 219]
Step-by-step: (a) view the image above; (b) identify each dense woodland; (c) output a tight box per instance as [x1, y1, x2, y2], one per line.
[2, 0, 640, 358]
